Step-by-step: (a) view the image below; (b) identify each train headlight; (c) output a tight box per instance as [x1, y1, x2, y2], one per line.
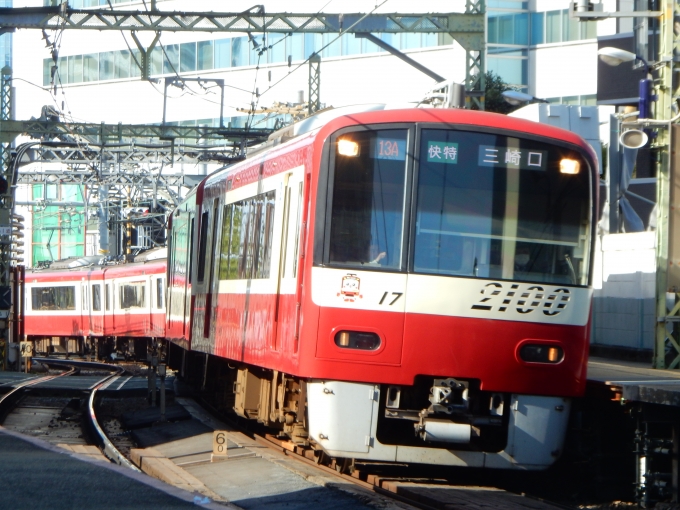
[518, 344, 564, 364]
[337, 139, 360, 157]
[559, 158, 580, 175]
[334, 331, 381, 350]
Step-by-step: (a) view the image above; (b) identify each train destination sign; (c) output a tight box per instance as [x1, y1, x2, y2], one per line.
[478, 145, 547, 171]
[427, 141, 459, 163]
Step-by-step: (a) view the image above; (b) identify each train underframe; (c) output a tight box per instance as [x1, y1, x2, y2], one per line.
[168, 342, 571, 470]
[27, 335, 153, 362]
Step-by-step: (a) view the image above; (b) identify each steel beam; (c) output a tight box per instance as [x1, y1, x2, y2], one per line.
[0, 8, 483, 35]
[308, 53, 321, 115]
[0, 119, 272, 145]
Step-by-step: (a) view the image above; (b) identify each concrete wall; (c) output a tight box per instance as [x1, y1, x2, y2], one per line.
[591, 232, 656, 350]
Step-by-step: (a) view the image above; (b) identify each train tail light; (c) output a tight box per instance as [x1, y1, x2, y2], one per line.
[337, 139, 359, 157]
[335, 331, 380, 350]
[519, 344, 564, 364]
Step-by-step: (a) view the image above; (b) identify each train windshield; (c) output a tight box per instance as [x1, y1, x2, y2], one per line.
[329, 128, 408, 269]
[414, 129, 591, 286]
[326, 126, 592, 286]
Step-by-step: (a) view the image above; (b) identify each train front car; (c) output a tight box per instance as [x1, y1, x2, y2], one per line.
[303, 108, 597, 470]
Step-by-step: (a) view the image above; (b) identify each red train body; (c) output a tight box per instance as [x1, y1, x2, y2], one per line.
[26, 106, 599, 470]
[25, 251, 166, 354]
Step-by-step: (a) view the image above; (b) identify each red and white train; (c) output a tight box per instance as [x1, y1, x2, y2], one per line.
[25, 249, 166, 357]
[26, 105, 598, 470]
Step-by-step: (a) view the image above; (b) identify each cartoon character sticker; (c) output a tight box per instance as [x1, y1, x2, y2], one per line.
[338, 274, 362, 302]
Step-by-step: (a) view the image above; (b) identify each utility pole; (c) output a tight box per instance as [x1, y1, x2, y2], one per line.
[0, 66, 16, 370]
[653, 0, 679, 369]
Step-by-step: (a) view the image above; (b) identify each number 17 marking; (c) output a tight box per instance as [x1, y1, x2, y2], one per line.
[379, 292, 403, 306]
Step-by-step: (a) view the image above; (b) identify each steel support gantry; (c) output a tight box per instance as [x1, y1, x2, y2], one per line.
[0, 5, 486, 106]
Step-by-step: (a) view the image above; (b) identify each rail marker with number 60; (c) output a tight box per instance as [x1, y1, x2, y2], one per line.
[212, 430, 228, 458]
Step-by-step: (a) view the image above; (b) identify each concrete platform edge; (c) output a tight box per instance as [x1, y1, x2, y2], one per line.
[0, 425, 236, 510]
[130, 447, 229, 504]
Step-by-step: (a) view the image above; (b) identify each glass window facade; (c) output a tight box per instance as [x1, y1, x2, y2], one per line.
[180, 42, 196, 73]
[31, 184, 85, 265]
[197, 40, 214, 71]
[487, 7, 598, 89]
[0, 0, 11, 69]
[40, 29, 445, 87]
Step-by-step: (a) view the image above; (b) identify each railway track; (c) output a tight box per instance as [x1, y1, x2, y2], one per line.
[187, 395, 572, 510]
[0, 358, 139, 471]
[0, 367, 615, 510]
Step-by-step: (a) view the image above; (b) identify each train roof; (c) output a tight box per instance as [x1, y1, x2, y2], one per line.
[27, 247, 167, 277]
[198, 105, 597, 190]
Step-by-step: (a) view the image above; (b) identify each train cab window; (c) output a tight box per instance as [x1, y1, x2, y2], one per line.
[120, 282, 146, 309]
[328, 129, 408, 269]
[413, 129, 591, 285]
[31, 286, 76, 311]
[92, 284, 101, 311]
[156, 277, 164, 309]
[105, 283, 110, 311]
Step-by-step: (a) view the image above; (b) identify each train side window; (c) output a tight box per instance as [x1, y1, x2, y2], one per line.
[232, 201, 246, 278]
[105, 283, 110, 311]
[220, 190, 276, 280]
[293, 181, 303, 278]
[259, 191, 276, 278]
[82, 285, 89, 311]
[156, 277, 163, 309]
[197, 210, 209, 282]
[219, 204, 233, 279]
[92, 284, 101, 311]
[31, 286, 76, 311]
[120, 282, 146, 309]
[188, 217, 194, 284]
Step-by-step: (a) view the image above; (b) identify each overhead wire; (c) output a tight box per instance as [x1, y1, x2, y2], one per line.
[258, 0, 391, 100]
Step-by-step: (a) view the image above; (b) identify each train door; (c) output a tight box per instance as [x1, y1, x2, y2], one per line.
[166, 198, 194, 343]
[202, 199, 221, 340]
[274, 167, 305, 353]
[191, 196, 220, 352]
[91, 280, 103, 335]
[183, 212, 194, 338]
[81, 278, 89, 336]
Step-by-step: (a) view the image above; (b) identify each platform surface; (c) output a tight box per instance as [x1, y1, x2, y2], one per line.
[0, 427, 227, 510]
[587, 357, 680, 405]
[129, 400, 389, 510]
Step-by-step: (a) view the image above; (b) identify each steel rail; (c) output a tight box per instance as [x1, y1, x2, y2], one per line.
[32, 357, 141, 471]
[0, 367, 74, 420]
[254, 433, 443, 510]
